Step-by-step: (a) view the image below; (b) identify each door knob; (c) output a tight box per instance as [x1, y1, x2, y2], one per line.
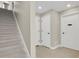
[62, 32, 64, 34]
[48, 33, 50, 34]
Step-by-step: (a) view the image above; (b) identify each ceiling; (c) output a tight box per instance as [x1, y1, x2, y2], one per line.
[34, 1, 79, 14]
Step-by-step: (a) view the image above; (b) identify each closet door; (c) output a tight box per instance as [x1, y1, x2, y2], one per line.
[41, 14, 51, 47]
[61, 13, 79, 50]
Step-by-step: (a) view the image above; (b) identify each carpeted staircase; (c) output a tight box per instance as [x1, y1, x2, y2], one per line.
[0, 8, 27, 58]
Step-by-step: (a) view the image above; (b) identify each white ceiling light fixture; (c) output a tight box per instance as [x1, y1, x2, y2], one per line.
[38, 6, 43, 10]
[67, 4, 71, 7]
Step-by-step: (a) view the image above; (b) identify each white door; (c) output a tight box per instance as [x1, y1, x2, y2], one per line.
[61, 13, 79, 50]
[41, 14, 51, 47]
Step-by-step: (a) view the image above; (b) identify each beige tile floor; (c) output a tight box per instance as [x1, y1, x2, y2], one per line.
[36, 45, 79, 58]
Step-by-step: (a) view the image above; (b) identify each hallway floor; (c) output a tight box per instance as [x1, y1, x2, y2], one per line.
[36, 46, 79, 58]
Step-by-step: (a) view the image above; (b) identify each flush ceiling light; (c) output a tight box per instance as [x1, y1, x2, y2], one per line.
[67, 4, 71, 7]
[38, 6, 42, 10]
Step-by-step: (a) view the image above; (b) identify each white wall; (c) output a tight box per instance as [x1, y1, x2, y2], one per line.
[51, 11, 60, 47]
[14, 1, 31, 54]
[61, 7, 79, 16]
[30, 2, 38, 57]
[14, 1, 40, 57]
[35, 15, 40, 45]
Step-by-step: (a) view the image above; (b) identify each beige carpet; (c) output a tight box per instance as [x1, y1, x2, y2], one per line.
[36, 45, 79, 58]
[0, 8, 27, 58]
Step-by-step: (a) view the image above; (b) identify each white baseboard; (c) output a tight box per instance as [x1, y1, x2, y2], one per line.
[35, 43, 62, 50]
[50, 45, 61, 49]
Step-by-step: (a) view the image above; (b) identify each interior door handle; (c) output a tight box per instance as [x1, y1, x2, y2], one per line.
[48, 33, 50, 34]
[62, 32, 64, 34]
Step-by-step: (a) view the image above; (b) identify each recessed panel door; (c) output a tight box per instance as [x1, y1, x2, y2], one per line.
[61, 13, 79, 50]
[41, 14, 51, 47]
